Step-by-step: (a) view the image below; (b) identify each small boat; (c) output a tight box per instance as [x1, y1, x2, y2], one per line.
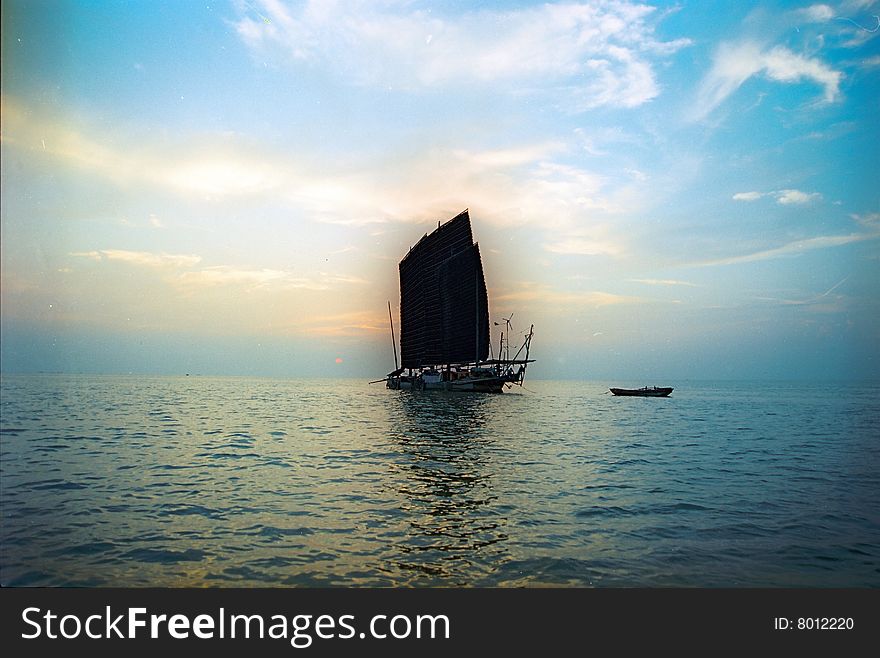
[610, 386, 673, 397]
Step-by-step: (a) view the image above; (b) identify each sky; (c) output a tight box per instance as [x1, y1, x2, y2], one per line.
[1, 0, 878, 381]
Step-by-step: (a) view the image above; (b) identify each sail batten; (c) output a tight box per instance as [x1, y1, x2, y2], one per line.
[398, 210, 489, 369]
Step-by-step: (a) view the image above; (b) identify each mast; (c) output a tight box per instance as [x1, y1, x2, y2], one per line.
[475, 272, 479, 366]
[388, 300, 399, 371]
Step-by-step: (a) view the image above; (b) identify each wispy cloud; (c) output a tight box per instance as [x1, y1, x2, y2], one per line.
[834, 9, 880, 48]
[69, 250, 369, 294]
[176, 267, 327, 291]
[452, 143, 564, 169]
[2, 97, 288, 200]
[732, 189, 822, 205]
[71, 250, 202, 269]
[851, 212, 880, 230]
[793, 4, 836, 23]
[733, 191, 765, 201]
[695, 233, 873, 267]
[299, 146, 627, 230]
[691, 41, 842, 120]
[495, 281, 642, 307]
[543, 237, 623, 257]
[165, 157, 285, 197]
[233, 0, 689, 110]
[629, 278, 699, 287]
[776, 189, 822, 205]
[295, 310, 388, 337]
[176, 267, 369, 292]
[3, 97, 628, 231]
[752, 276, 850, 312]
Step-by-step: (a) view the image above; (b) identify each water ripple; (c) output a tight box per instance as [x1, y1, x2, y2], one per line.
[1, 375, 878, 587]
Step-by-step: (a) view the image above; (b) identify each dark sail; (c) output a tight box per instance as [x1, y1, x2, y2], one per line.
[399, 210, 490, 369]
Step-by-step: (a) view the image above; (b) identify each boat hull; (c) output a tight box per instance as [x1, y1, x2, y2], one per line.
[387, 375, 510, 393]
[610, 387, 673, 397]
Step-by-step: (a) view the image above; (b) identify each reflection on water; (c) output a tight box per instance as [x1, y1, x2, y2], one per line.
[386, 392, 508, 582]
[2, 375, 879, 587]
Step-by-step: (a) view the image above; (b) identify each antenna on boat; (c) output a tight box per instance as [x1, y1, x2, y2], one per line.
[388, 301, 399, 371]
[506, 314, 514, 361]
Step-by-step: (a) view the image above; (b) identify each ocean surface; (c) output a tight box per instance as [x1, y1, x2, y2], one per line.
[1, 374, 878, 587]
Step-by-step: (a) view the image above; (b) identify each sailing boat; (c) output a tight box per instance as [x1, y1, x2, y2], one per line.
[379, 209, 534, 393]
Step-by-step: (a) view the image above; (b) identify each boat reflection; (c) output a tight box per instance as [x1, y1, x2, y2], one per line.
[385, 392, 510, 583]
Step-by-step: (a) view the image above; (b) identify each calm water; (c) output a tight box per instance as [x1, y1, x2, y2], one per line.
[1, 374, 878, 587]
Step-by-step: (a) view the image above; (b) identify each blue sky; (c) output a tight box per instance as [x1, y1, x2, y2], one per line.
[1, 0, 878, 381]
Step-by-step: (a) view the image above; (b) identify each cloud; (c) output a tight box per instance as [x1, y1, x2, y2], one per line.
[451, 143, 564, 169]
[176, 267, 325, 290]
[695, 233, 873, 267]
[4, 97, 631, 232]
[833, 9, 880, 48]
[794, 4, 835, 23]
[295, 310, 388, 337]
[776, 189, 822, 205]
[233, 0, 689, 110]
[733, 191, 765, 201]
[301, 146, 623, 231]
[691, 41, 842, 120]
[495, 282, 642, 307]
[170, 265, 369, 293]
[732, 189, 822, 204]
[68, 249, 370, 294]
[851, 212, 880, 230]
[71, 250, 202, 268]
[164, 158, 285, 197]
[752, 277, 850, 312]
[573, 126, 641, 156]
[629, 278, 699, 287]
[1, 96, 289, 201]
[761, 49, 842, 98]
[543, 237, 622, 256]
